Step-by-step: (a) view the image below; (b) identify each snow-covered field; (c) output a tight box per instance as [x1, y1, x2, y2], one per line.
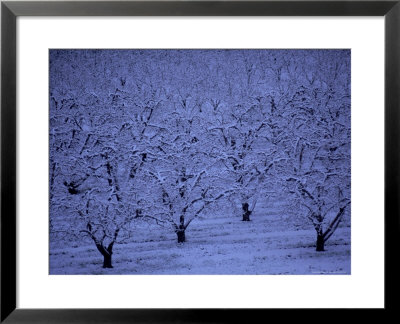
[50, 213, 350, 275]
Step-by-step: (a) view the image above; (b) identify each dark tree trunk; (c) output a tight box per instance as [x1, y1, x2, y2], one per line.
[316, 234, 325, 252]
[177, 227, 186, 243]
[177, 215, 186, 243]
[86, 227, 119, 269]
[94, 243, 113, 268]
[242, 202, 252, 221]
[103, 253, 113, 268]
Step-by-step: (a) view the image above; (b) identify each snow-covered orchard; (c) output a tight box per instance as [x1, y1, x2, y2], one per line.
[49, 49, 351, 274]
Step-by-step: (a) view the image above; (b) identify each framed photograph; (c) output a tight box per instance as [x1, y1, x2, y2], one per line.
[1, 0, 398, 322]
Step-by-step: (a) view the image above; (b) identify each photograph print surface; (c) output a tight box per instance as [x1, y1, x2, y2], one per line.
[49, 49, 351, 274]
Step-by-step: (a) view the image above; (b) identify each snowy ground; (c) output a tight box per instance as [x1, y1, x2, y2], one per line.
[50, 212, 350, 275]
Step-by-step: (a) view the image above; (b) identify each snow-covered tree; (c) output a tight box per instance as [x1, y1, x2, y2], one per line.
[282, 50, 351, 251]
[207, 103, 274, 221]
[49, 50, 163, 267]
[134, 53, 235, 242]
[205, 50, 290, 221]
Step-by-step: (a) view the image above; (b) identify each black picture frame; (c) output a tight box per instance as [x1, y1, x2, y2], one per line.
[1, 0, 399, 322]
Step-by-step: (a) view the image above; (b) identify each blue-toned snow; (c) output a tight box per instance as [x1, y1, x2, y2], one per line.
[49, 49, 351, 275]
